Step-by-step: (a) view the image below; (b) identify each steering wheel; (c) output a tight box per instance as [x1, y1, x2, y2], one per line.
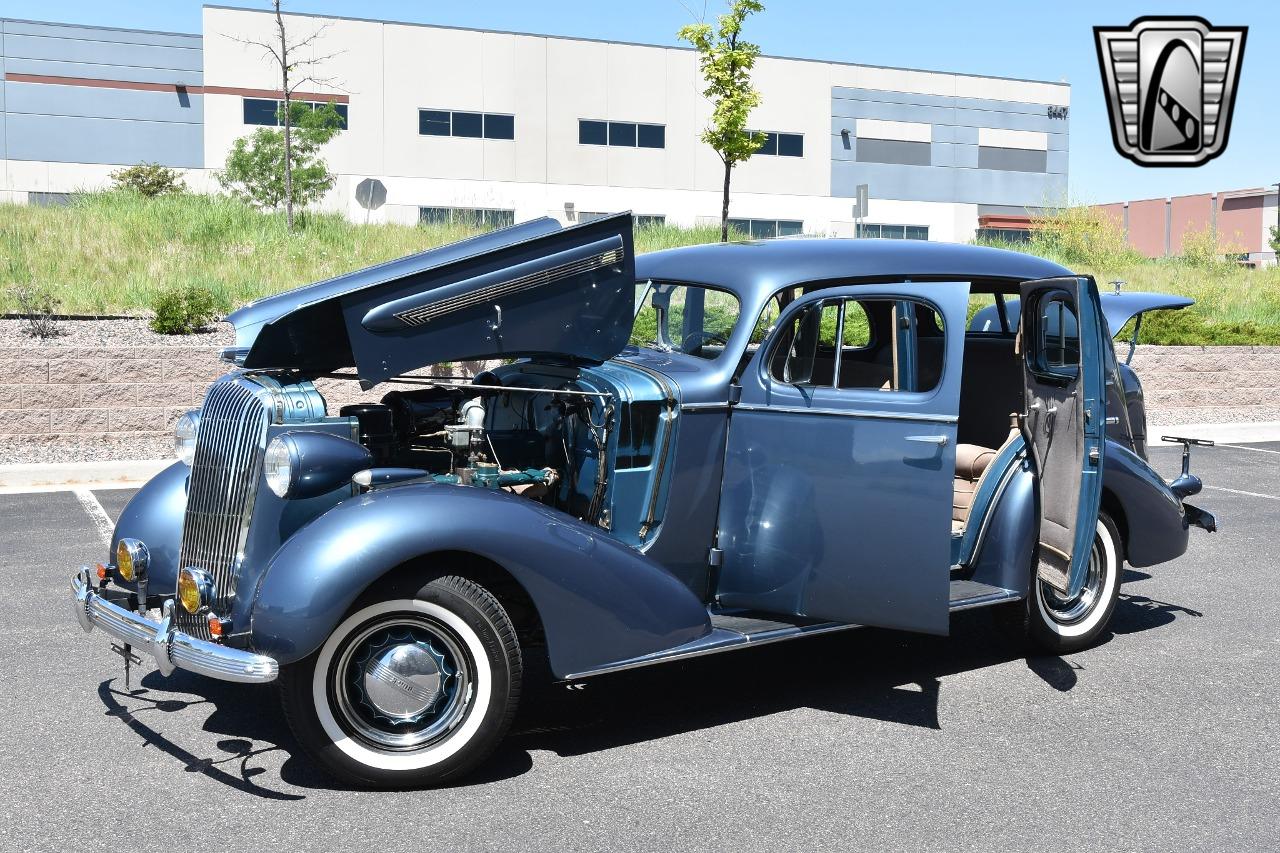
[681, 330, 728, 351]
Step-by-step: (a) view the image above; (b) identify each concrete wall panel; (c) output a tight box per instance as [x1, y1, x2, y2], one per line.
[1127, 198, 1168, 258]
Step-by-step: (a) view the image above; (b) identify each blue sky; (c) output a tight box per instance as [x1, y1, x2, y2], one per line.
[7, 1, 1277, 202]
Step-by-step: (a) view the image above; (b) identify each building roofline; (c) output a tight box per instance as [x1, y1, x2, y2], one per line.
[202, 3, 1070, 90]
[1095, 186, 1277, 206]
[0, 15, 198, 40]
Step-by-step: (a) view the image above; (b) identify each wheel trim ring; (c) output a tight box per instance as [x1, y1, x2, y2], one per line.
[1038, 531, 1107, 626]
[329, 615, 475, 752]
[311, 598, 495, 772]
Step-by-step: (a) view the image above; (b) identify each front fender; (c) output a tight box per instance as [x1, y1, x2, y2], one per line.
[110, 461, 188, 594]
[1102, 440, 1190, 568]
[250, 484, 712, 677]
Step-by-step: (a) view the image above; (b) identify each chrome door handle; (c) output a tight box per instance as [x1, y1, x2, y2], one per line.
[906, 435, 949, 446]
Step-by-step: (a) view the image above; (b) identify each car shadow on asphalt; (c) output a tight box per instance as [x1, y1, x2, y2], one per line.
[94, 577, 1203, 796]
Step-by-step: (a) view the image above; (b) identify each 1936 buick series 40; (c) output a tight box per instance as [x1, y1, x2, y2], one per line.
[71, 213, 1216, 787]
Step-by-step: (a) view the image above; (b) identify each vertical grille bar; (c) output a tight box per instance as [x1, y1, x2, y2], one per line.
[174, 378, 271, 637]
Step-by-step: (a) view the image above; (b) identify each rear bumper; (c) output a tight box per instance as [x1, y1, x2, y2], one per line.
[70, 568, 278, 684]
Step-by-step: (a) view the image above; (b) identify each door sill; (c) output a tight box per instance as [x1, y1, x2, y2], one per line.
[949, 579, 1021, 611]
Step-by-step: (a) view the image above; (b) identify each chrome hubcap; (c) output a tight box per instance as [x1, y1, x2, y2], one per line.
[1039, 534, 1106, 625]
[331, 617, 473, 751]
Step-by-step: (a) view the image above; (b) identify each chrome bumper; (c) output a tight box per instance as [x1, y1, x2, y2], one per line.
[70, 568, 278, 684]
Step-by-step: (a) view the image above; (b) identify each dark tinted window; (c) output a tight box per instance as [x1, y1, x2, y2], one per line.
[754, 131, 778, 155]
[419, 207, 515, 229]
[243, 97, 279, 125]
[419, 109, 450, 135]
[579, 119, 607, 145]
[637, 123, 665, 148]
[484, 113, 515, 140]
[451, 111, 483, 138]
[777, 132, 804, 157]
[609, 121, 637, 146]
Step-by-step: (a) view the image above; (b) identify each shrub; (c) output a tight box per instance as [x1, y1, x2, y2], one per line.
[1180, 224, 1243, 271]
[7, 283, 63, 339]
[1028, 204, 1142, 270]
[149, 284, 219, 334]
[109, 162, 185, 197]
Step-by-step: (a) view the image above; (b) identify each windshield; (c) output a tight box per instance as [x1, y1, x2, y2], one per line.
[631, 281, 741, 360]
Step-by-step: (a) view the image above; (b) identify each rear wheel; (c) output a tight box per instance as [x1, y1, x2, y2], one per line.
[1001, 513, 1122, 655]
[279, 574, 521, 788]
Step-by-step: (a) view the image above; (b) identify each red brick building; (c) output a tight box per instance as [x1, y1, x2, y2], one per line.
[1093, 187, 1278, 266]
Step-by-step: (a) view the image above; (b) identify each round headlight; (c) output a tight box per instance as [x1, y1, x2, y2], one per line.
[177, 567, 214, 615]
[264, 436, 294, 498]
[175, 411, 200, 466]
[115, 538, 149, 582]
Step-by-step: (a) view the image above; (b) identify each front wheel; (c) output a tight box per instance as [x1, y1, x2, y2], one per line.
[1001, 513, 1123, 655]
[279, 575, 522, 788]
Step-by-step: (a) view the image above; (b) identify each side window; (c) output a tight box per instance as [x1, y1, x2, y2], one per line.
[769, 297, 944, 392]
[1034, 292, 1080, 377]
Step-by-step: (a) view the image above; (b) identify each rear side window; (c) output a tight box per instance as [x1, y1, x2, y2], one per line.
[769, 297, 944, 392]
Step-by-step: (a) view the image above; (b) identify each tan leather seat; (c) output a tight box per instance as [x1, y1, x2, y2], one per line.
[952, 443, 999, 534]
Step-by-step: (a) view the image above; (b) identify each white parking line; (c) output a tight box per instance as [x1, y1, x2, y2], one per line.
[73, 488, 116, 547]
[1203, 485, 1280, 502]
[1217, 443, 1280, 456]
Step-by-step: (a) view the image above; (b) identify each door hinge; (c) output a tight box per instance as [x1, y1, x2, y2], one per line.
[707, 547, 724, 567]
[727, 384, 742, 405]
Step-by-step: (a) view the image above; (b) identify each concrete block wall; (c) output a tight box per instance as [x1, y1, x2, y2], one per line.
[1, 344, 1277, 463]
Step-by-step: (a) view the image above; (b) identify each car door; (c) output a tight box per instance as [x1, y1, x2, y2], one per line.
[714, 282, 969, 634]
[1019, 276, 1107, 597]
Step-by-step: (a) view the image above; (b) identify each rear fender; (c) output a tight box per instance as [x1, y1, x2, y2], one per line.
[249, 484, 712, 677]
[1101, 439, 1189, 567]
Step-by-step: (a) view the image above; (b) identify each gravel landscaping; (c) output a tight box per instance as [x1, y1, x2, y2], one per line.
[0, 317, 233, 348]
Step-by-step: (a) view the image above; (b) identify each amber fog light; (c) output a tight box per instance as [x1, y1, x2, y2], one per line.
[115, 539, 149, 583]
[177, 567, 214, 614]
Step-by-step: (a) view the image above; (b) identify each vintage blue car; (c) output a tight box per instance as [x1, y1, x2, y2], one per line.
[71, 213, 1216, 787]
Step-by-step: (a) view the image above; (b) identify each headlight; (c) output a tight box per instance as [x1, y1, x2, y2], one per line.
[115, 538, 149, 582]
[175, 411, 200, 466]
[177, 567, 214, 614]
[264, 436, 293, 498]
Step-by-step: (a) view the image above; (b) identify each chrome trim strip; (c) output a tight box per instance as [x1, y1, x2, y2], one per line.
[71, 569, 278, 684]
[562, 620, 858, 680]
[732, 404, 958, 424]
[948, 588, 1021, 612]
[679, 402, 732, 412]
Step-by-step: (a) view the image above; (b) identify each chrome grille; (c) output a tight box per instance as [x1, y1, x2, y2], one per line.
[175, 378, 272, 637]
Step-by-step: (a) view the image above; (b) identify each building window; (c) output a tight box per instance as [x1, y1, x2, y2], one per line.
[975, 227, 1033, 244]
[976, 146, 1048, 173]
[856, 223, 930, 240]
[855, 138, 930, 166]
[579, 119, 665, 149]
[419, 207, 516, 229]
[243, 97, 349, 128]
[749, 130, 804, 157]
[418, 109, 515, 140]
[728, 218, 804, 239]
[635, 214, 666, 228]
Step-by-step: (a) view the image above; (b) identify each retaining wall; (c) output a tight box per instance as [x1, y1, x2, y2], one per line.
[2, 344, 1278, 463]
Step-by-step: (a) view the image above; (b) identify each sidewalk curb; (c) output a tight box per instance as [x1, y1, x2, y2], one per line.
[0, 459, 171, 493]
[1150, 422, 1280, 446]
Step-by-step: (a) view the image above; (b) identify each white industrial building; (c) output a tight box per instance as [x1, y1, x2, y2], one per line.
[1, 6, 1071, 242]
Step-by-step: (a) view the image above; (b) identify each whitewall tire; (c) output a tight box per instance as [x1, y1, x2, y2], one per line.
[279, 574, 522, 788]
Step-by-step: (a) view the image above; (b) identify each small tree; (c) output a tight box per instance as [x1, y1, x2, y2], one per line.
[109, 162, 185, 197]
[218, 102, 342, 213]
[227, 0, 342, 230]
[1269, 224, 1279, 257]
[679, 0, 766, 242]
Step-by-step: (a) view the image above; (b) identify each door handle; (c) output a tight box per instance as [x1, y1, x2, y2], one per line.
[906, 435, 949, 446]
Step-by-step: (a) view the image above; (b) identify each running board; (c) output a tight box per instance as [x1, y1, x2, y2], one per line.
[949, 579, 1021, 611]
[561, 611, 857, 680]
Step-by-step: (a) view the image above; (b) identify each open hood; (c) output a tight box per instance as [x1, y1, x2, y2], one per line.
[969, 291, 1194, 335]
[226, 213, 636, 381]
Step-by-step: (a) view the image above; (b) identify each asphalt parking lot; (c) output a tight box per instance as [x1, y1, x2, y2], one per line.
[3, 443, 1278, 852]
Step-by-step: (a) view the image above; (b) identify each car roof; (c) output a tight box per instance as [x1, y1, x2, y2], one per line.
[633, 237, 1074, 304]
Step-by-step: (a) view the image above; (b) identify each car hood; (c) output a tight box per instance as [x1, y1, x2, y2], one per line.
[226, 213, 636, 382]
[969, 291, 1194, 335]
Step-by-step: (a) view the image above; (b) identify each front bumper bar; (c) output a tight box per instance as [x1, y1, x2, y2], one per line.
[71, 568, 278, 684]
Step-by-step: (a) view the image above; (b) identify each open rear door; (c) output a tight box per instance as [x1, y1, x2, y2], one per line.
[1019, 277, 1107, 597]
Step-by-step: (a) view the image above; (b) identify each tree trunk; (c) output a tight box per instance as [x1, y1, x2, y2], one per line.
[720, 160, 732, 242]
[275, 2, 294, 232]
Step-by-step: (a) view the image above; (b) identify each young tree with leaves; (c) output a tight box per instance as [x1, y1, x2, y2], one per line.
[218, 102, 343, 212]
[227, 0, 342, 230]
[679, 0, 766, 242]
